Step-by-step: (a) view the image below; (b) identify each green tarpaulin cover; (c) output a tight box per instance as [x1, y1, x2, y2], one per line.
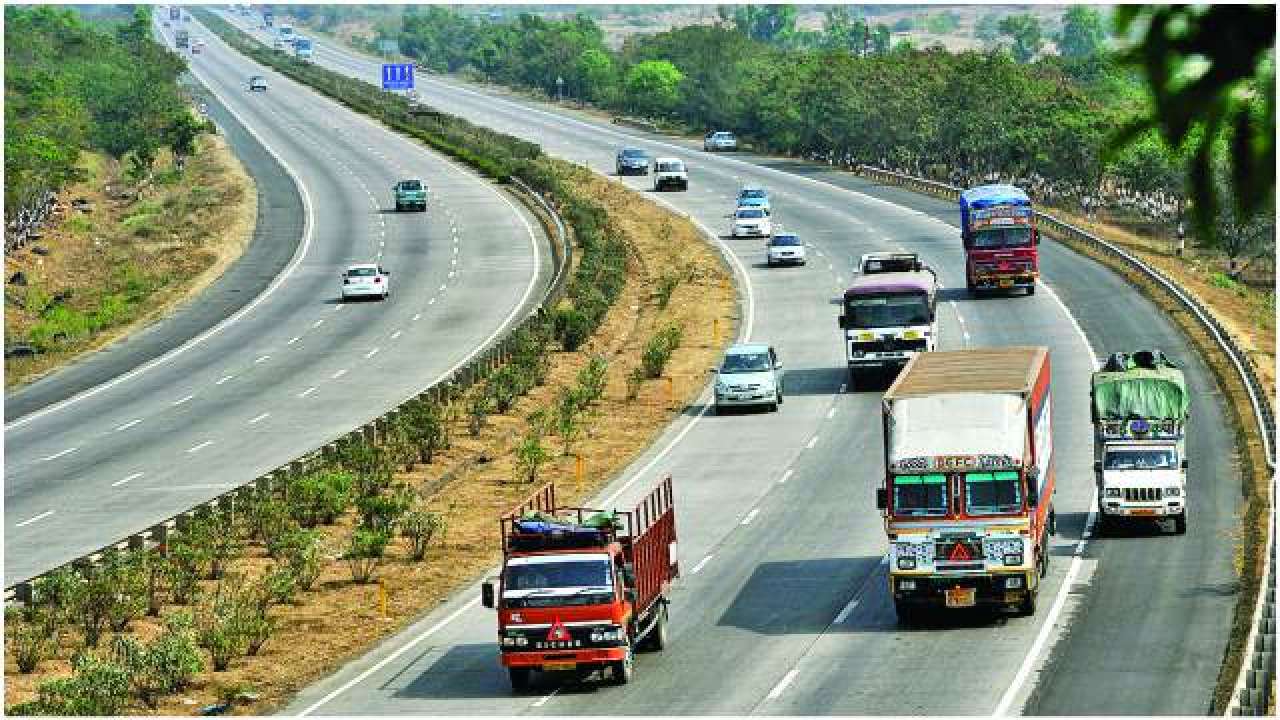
[1092, 361, 1188, 420]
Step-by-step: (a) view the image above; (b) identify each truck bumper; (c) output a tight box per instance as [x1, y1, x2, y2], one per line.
[500, 647, 627, 670]
[1100, 501, 1184, 518]
[890, 571, 1033, 609]
[973, 274, 1037, 290]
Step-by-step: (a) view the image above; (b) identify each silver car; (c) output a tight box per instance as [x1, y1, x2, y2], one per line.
[712, 343, 784, 413]
[704, 131, 738, 152]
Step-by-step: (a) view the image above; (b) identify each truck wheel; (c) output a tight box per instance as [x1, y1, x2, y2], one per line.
[1174, 514, 1187, 535]
[644, 604, 668, 651]
[893, 599, 918, 625]
[1027, 284, 1036, 296]
[395, 202, 402, 212]
[768, 401, 778, 413]
[610, 650, 634, 685]
[508, 667, 532, 691]
[1018, 587, 1038, 617]
[847, 368, 859, 392]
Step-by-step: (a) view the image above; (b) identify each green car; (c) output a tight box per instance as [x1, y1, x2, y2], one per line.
[394, 179, 427, 212]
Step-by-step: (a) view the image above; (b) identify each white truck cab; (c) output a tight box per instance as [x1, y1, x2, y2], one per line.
[652, 157, 687, 191]
[839, 252, 938, 387]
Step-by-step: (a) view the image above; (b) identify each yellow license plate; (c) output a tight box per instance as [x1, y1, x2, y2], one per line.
[1129, 508, 1156, 516]
[999, 279, 1014, 288]
[945, 587, 976, 608]
[543, 662, 576, 671]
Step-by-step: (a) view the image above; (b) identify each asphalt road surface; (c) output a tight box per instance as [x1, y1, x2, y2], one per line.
[238, 15, 1239, 716]
[2, 18, 552, 586]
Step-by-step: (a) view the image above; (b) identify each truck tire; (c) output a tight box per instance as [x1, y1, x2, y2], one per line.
[643, 603, 668, 651]
[1174, 514, 1187, 535]
[1018, 587, 1038, 617]
[395, 202, 403, 212]
[610, 650, 634, 685]
[509, 667, 532, 691]
[1026, 284, 1036, 296]
[768, 401, 778, 412]
[893, 599, 918, 625]
[848, 368, 859, 391]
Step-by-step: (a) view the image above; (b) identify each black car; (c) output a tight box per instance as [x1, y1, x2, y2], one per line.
[615, 147, 651, 176]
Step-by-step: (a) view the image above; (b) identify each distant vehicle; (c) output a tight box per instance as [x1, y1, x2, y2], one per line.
[191, 39, 204, 55]
[840, 253, 938, 386]
[879, 346, 1055, 622]
[175, 29, 190, 48]
[481, 476, 678, 690]
[615, 147, 650, 176]
[169, 5, 180, 20]
[277, 24, 295, 44]
[273, 39, 286, 52]
[765, 233, 805, 267]
[736, 185, 769, 212]
[263, 9, 274, 26]
[712, 343, 784, 413]
[394, 179, 428, 212]
[1092, 350, 1190, 535]
[651, 157, 687, 191]
[293, 36, 313, 59]
[729, 206, 771, 238]
[341, 264, 390, 302]
[960, 184, 1039, 295]
[163, 19, 171, 28]
[248, 75, 268, 92]
[703, 131, 738, 152]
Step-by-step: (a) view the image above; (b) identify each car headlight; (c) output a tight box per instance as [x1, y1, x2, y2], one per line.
[1105, 487, 1122, 498]
[897, 556, 916, 570]
[1164, 487, 1181, 497]
[1003, 553, 1023, 567]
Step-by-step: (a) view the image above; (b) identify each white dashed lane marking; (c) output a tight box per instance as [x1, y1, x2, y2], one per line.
[39, 447, 78, 462]
[298, 387, 318, 398]
[173, 394, 195, 406]
[115, 419, 142, 432]
[365, 348, 380, 359]
[187, 441, 214, 454]
[741, 508, 761, 526]
[112, 472, 143, 488]
[249, 412, 270, 425]
[16, 510, 54, 528]
[332, 369, 348, 379]
[216, 375, 234, 385]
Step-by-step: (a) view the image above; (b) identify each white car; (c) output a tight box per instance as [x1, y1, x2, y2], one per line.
[341, 263, 390, 301]
[704, 131, 738, 152]
[765, 233, 806, 266]
[730, 206, 772, 237]
[652, 157, 688, 191]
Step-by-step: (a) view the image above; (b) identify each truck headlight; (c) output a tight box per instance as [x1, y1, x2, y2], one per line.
[1164, 487, 1181, 497]
[1105, 488, 1122, 498]
[502, 636, 515, 647]
[897, 556, 916, 570]
[1004, 553, 1023, 567]
[1005, 576, 1023, 589]
[898, 579, 917, 591]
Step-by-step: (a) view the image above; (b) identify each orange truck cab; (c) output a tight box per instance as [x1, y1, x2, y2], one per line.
[482, 477, 678, 690]
[960, 184, 1040, 296]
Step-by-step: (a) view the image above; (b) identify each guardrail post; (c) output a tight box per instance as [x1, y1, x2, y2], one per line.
[15, 582, 32, 605]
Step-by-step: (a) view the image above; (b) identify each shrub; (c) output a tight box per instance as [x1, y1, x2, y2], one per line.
[186, 511, 244, 580]
[641, 324, 684, 379]
[551, 305, 592, 351]
[6, 606, 54, 674]
[356, 486, 412, 531]
[554, 387, 586, 455]
[110, 613, 203, 708]
[626, 366, 646, 401]
[165, 532, 210, 604]
[197, 581, 247, 672]
[400, 399, 444, 464]
[345, 528, 392, 584]
[656, 270, 682, 309]
[276, 529, 324, 591]
[31, 567, 80, 628]
[486, 365, 522, 413]
[247, 496, 294, 552]
[1208, 270, 1240, 290]
[400, 509, 446, 562]
[576, 354, 609, 405]
[467, 392, 491, 437]
[339, 442, 394, 499]
[101, 550, 147, 632]
[287, 471, 353, 527]
[15, 651, 131, 716]
[70, 565, 117, 649]
[515, 430, 549, 484]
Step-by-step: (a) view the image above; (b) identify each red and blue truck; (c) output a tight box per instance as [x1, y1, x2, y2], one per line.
[482, 477, 678, 690]
[960, 184, 1040, 295]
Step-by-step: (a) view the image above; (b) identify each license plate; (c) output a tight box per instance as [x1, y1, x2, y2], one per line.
[945, 587, 976, 608]
[1130, 508, 1157, 516]
[999, 279, 1014, 288]
[543, 662, 576, 671]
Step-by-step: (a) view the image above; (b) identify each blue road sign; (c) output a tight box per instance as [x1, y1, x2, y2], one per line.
[381, 63, 414, 91]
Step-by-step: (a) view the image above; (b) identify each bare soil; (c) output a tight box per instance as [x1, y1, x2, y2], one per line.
[4, 168, 734, 715]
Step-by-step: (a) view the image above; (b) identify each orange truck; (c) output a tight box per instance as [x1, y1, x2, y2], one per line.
[481, 477, 678, 690]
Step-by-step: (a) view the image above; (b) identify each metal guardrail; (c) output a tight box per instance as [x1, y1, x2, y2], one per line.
[856, 163, 1276, 716]
[4, 178, 572, 606]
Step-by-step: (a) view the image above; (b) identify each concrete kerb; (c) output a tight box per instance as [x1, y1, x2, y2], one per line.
[4, 180, 572, 609]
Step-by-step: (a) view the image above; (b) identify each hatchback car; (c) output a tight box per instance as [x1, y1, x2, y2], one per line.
[730, 206, 772, 238]
[737, 185, 770, 211]
[341, 264, 390, 301]
[712, 343, 784, 413]
[249, 75, 268, 92]
[704, 131, 738, 152]
[615, 147, 651, 176]
[766, 234, 806, 266]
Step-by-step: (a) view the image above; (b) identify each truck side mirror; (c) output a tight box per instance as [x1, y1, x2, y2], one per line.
[1026, 482, 1039, 508]
[1093, 461, 1102, 474]
[1034, 230, 1041, 246]
[875, 488, 887, 510]
[838, 314, 848, 329]
[481, 581, 495, 609]
[624, 588, 637, 605]
[1181, 458, 1188, 469]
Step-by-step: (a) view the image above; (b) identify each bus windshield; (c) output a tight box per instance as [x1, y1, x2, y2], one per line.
[893, 474, 948, 516]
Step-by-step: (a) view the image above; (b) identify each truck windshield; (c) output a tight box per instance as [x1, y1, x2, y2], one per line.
[847, 293, 930, 328]
[964, 471, 1022, 515]
[893, 474, 948, 516]
[657, 162, 684, 172]
[506, 559, 612, 590]
[1104, 448, 1177, 470]
[972, 226, 1032, 249]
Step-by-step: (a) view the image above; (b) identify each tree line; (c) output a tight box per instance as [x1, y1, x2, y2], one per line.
[4, 6, 207, 219]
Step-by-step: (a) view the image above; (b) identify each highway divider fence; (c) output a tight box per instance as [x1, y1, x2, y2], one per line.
[855, 164, 1275, 717]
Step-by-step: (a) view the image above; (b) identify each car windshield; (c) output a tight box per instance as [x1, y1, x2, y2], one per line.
[893, 474, 948, 516]
[972, 226, 1032, 249]
[771, 235, 800, 247]
[847, 293, 930, 328]
[1104, 448, 1177, 470]
[714, 133, 734, 140]
[736, 208, 765, 219]
[622, 149, 647, 159]
[399, 181, 422, 191]
[347, 267, 377, 277]
[739, 189, 766, 199]
[505, 559, 612, 590]
[721, 351, 771, 373]
[657, 161, 684, 172]
[964, 471, 1022, 515]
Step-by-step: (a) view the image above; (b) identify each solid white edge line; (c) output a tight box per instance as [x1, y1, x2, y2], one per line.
[833, 596, 860, 624]
[6, 28, 318, 432]
[766, 668, 801, 700]
[806, 436, 819, 450]
[690, 554, 715, 574]
[16, 510, 55, 528]
[741, 508, 761, 526]
[780, 468, 795, 485]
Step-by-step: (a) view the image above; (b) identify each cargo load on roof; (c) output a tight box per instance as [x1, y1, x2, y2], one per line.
[958, 184, 1040, 295]
[1091, 349, 1189, 421]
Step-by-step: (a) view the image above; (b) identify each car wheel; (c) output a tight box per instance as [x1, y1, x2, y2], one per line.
[766, 257, 774, 267]
[1017, 586, 1038, 617]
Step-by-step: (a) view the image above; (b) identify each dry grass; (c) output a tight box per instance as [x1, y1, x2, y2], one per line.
[4, 132, 257, 388]
[3, 170, 734, 715]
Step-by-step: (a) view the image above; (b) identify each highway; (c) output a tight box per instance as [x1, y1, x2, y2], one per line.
[1, 17, 551, 586]
[230, 14, 1239, 715]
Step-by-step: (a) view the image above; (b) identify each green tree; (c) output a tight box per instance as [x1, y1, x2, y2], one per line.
[975, 12, 1002, 47]
[999, 13, 1043, 63]
[1059, 6, 1106, 60]
[624, 60, 683, 117]
[871, 24, 892, 55]
[732, 4, 797, 44]
[577, 47, 615, 105]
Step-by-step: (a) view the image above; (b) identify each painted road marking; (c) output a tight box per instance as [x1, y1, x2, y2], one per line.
[332, 369, 348, 380]
[365, 348, 380, 359]
[255, 355, 270, 364]
[834, 596, 860, 624]
[249, 412, 271, 425]
[39, 447, 78, 462]
[216, 375, 234, 385]
[531, 689, 560, 708]
[16, 510, 54, 528]
[413, 313, 422, 320]
[391, 330, 403, 340]
[766, 668, 800, 700]
[313, 319, 324, 328]
[288, 336, 301, 345]
[298, 386, 318, 398]
[113, 472, 144, 488]
[173, 394, 195, 406]
[187, 441, 213, 454]
[741, 508, 761, 526]
[115, 419, 142, 432]
[691, 554, 715, 574]
[827, 407, 837, 419]
[780, 469, 795, 484]
[806, 436, 819, 449]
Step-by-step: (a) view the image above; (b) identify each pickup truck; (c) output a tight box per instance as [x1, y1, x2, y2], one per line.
[482, 477, 678, 689]
[393, 179, 427, 212]
[652, 157, 687, 191]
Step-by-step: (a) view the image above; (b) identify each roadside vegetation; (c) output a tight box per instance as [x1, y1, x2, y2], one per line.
[3, 6, 252, 388]
[5, 13, 734, 715]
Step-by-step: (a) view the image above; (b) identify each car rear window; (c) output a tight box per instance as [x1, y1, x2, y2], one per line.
[348, 267, 377, 277]
[622, 149, 647, 158]
[400, 181, 422, 191]
[737, 208, 764, 219]
[739, 189, 766, 199]
[657, 161, 684, 172]
[771, 235, 800, 246]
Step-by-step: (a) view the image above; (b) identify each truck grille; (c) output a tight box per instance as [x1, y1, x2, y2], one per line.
[1124, 487, 1163, 502]
[852, 338, 927, 353]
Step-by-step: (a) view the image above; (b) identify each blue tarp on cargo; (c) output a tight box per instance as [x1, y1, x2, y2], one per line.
[960, 185, 1032, 232]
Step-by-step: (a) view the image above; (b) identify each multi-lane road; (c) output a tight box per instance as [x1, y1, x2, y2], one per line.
[2, 17, 552, 585]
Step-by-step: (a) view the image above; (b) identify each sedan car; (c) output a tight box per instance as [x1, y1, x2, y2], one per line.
[341, 263, 390, 301]
[704, 131, 738, 152]
[712, 343, 784, 413]
[730, 206, 772, 238]
[615, 147, 651, 176]
[249, 75, 268, 92]
[737, 185, 770, 212]
[765, 233, 806, 266]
